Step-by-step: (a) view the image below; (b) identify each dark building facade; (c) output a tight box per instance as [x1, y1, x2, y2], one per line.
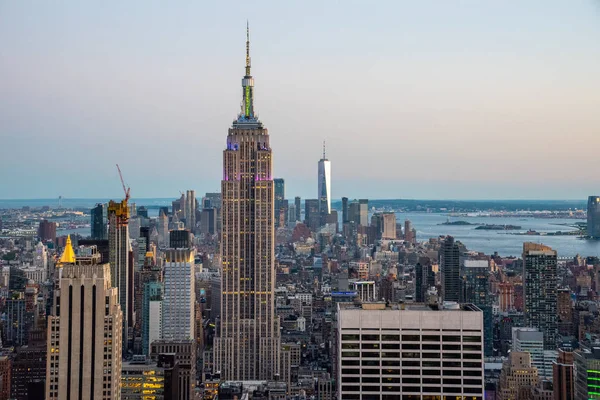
[274, 178, 286, 228]
[90, 203, 107, 240]
[294, 196, 301, 222]
[169, 229, 192, 249]
[304, 199, 320, 232]
[588, 196, 600, 238]
[341, 197, 349, 223]
[441, 236, 461, 302]
[523, 242, 558, 350]
[37, 220, 56, 243]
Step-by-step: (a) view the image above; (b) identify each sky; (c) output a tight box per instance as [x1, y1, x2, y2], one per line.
[1, 1, 599, 200]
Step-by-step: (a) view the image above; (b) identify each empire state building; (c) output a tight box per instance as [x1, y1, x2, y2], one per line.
[213, 25, 280, 381]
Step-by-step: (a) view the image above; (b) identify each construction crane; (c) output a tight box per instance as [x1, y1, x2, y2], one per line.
[116, 164, 130, 202]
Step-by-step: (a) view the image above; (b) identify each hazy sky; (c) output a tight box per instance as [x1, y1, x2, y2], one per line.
[1, 1, 599, 200]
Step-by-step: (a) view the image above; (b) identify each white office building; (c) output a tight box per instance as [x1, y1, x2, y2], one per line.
[512, 327, 556, 380]
[162, 249, 196, 340]
[337, 302, 484, 400]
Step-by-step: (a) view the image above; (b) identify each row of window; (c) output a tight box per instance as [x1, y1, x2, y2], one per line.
[342, 343, 482, 351]
[341, 351, 482, 360]
[342, 334, 481, 342]
[341, 386, 482, 394]
[340, 362, 482, 373]
[341, 377, 482, 385]
[341, 360, 483, 372]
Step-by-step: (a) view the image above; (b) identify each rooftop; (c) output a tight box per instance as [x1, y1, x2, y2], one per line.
[338, 301, 481, 312]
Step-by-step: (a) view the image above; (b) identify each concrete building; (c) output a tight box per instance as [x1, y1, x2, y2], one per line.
[553, 349, 574, 400]
[184, 190, 196, 233]
[0, 356, 11, 400]
[512, 327, 556, 380]
[162, 249, 195, 340]
[358, 199, 368, 226]
[305, 199, 320, 232]
[151, 340, 195, 400]
[497, 352, 539, 400]
[46, 241, 122, 400]
[337, 302, 484, 399]
[142, 281, 164, 356]
[157, 209, 169, 247]
[523, 243, 558, 350]
[213, 26, 280, 381]
[381, 212, 396, 239]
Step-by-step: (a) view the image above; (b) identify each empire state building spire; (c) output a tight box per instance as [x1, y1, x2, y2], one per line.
[237, 21, 257, 123]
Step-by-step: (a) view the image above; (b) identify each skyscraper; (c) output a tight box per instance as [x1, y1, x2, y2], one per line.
[337, 302, 484, 398]
[463, 259, 493, 356]
[213, 25, 280, 381]
[523, 242, 558, 350]
[162, 249, 195, 340]
[553, 349, 574, 400]
[588, 196, 600, 238]
[274, 178, 286, 228]
[341, 197, 349, 223]
[90, 203, 107, 240]
[441, 236, 460, 302]
[185, 190, 196, 232]
[108, 198, 131, 349]
[294, 196, 301, 222]
[304, 199, 320, 232]
[38, 219, 57, 243]
[358, 199, 368, 226]
[318, 142, 331, 225]
[46, 241, 122, 400]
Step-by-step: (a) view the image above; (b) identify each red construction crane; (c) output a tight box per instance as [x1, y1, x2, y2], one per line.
[116, 164, 130, 202]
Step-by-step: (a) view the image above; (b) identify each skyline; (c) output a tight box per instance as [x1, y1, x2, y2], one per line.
[1, 1, 600, 199]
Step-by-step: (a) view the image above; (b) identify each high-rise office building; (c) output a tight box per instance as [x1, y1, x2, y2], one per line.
[381, 212, 396, 239]
[341, 197, 349, 223]
[38, 219, 57, 243]
[305, 199, 320, 232]
[415, 259, 435, 302]
[441, 236, 460, 302]
[169, 229, 192, 249]
[108, 198, 131, 349]
[90, 203, 107, 240]
[497, 352, 539, 400]
[0, 357, 10, 400]
[151, 340, 195, 400]
[274, 178, 286, 228]
[142, 281, 163, 356]
[512, 327, 556, 380]
[162, 249, 195, 341]
[553, 349, 574, 400]
[588, 196, 600, 238]
[288, 204, 297, 225]
[318, 142, 331, 225]
[558, 288, 573, 336]
[157, 209, 169, 247]
[358, 199, 368, 226]
[294, 196, 301, 222]
[11, 318, 47, 400]
[337, 302, 484, 399]
[347, 200, 360, 225]
[463, 260, 493, 357]
[574, 346, 600, 400]
[523, 242, 558, 350]
[46, 242, 122, 400]
[185, 190, 196, 232]
[404, 219, 414, 243]
[213, 25, 280, 381]
[201, 207, 218, 235]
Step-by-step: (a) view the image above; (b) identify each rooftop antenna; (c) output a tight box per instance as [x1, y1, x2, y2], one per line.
[323, 140, 326, 159]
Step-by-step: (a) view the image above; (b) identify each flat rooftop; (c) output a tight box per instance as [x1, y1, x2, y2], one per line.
[338, 302, 481, 312]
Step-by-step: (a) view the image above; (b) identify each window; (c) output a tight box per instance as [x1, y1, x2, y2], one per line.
[463, 335, 481, 342]
[342, 334, 359, 341]
[382, 334, 400, 341]
[402, 335, 420, 341]
[362, 334, 380, 341]
[442, 335, 460, 342]
[342, 343, 359, 349]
